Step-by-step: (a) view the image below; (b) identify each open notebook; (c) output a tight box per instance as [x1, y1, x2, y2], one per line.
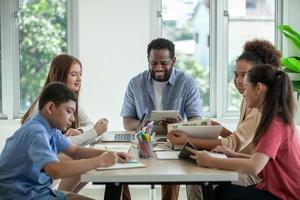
[97, 160, 146, 170]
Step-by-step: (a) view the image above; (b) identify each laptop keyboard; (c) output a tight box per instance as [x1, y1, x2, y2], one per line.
[114, 134, 135, 142]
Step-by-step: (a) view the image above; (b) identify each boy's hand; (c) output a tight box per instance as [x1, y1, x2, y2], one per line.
[167, 130, 188, 145]
[116, 152, 131, 163]
[64, 128, 82, 136]
[97, 151, 117, 167]
[212, 146, 236, 157]
[94, 118, 109, 135]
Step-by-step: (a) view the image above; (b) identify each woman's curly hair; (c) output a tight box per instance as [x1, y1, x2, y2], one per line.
[237, 39, 282, 69]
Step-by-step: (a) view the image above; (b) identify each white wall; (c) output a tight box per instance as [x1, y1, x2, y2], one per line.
[77, 0, 151, 130]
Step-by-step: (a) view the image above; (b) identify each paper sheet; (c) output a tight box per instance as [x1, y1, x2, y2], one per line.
[156, 151, 179, 160]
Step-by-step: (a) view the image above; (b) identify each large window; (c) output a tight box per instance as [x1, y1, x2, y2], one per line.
[227, 0, 276, 112]
[161, 0, 278, 118]
[162, 0, 210, 112]
[18, 0, 68, 112]
[0, 0, 68, 118]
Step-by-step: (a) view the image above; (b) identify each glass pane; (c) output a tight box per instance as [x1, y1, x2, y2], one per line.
[18, 0, 68, 112]
[227, 0, 275, 111]
[162, 0, 210, 112]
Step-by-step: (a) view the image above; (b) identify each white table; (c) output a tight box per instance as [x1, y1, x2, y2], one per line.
[81, 144, 238, 200]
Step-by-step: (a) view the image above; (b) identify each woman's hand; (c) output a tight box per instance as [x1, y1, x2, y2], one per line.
[212, 146, 236, 157]
[94, 118, 109, 135]
[64, 128, 82, 136]
[186, 147, 212, 167]
[167, 130, 188, 145]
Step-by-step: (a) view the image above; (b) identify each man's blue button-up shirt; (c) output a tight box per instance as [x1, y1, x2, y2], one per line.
[121, 67, 202, 120]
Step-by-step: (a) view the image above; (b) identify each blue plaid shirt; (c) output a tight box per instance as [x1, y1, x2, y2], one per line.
[121, 67, 202, 120]
[0, 113, 71, 200]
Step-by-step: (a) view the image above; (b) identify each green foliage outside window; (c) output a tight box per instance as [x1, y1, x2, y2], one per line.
[175, 52, 209, 111]
[19, 0, 67, 112]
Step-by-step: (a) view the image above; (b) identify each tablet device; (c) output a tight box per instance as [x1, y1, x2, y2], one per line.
[178, 140, 198, 161]
[150, 110, 179, 121]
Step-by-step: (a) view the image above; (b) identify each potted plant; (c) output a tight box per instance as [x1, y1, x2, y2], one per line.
[278, 25, 300, 99]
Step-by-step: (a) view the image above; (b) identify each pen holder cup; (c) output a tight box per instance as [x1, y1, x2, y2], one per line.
[138, 140, 153, 159]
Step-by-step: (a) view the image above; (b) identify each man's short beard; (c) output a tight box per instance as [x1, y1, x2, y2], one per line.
[150, 67, 173, 82]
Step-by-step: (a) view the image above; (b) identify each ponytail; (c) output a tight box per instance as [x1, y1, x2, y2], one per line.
[247, 64, 295, 145]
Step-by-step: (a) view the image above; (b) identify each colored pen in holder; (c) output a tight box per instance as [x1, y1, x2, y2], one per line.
[137, 131, 153, 159]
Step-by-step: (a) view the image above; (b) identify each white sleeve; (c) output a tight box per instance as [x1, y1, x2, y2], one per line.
[67, 105, 98, 146]
[78, 105, 94, 131]
[68, 128, 97, 146]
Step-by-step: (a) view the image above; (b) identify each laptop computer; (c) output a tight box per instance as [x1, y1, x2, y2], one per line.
[100, 131, 136, 142]
[80, 131, 136, 146]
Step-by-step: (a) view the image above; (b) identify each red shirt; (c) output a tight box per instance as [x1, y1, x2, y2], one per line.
[256, 117, 300, 200]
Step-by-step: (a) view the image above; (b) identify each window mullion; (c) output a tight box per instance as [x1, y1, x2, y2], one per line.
[67, 0, 79, 57]
[150, 0, 161, 39]
[215, 0, 228, 119]
[1, 0, 20, 119]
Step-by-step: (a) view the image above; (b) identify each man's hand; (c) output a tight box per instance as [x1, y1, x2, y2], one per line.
[94, 118, 109, 135]
[64, 128, 82, 136]
[167, 130, 188, 145]
[210, 120, 221, 126]
[160, 115, 183, 129]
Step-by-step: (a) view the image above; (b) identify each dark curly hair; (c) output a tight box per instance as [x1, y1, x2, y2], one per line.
[147, 38, 175, 58]
[237, 39, 282, 69]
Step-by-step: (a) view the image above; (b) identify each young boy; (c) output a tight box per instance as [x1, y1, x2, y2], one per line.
[0, 82, 129, 199]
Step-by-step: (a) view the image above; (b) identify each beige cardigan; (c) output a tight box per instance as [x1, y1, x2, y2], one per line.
[221, 98, 261, 154]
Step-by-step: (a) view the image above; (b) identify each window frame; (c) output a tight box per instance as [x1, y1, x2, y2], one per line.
[153, 0, 284, 119]
[0, 0, 75, 119]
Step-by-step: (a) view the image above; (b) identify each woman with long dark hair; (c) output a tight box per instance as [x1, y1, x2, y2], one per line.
[188, 64, 300, 200]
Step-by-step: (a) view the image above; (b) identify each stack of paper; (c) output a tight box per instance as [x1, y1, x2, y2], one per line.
[167, 119, 222, 139]
[167, 119, 212, 132]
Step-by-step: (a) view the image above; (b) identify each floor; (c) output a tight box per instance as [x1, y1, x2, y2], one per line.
[78, 184, 187, 200]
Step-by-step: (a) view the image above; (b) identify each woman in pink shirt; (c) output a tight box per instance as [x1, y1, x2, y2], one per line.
[188, 64, 300, 200]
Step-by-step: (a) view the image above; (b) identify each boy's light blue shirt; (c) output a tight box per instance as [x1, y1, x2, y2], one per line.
[121, 67, 203, 120]
[0, 113, 71, 200]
